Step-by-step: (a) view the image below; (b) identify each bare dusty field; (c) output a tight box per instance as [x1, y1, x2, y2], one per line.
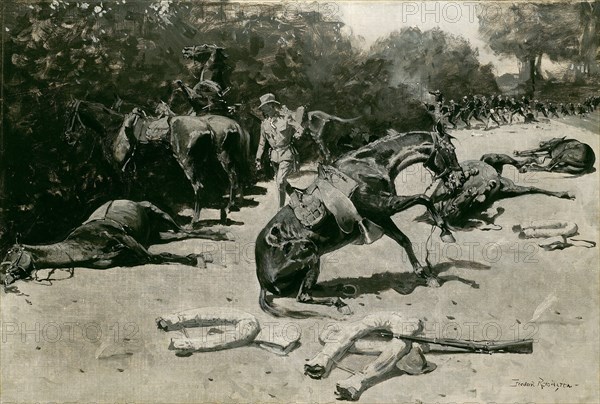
[2, 116, 599, 403]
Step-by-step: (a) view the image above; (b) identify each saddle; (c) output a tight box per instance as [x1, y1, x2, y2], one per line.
[133, 117, 171, 143]
[289, 165, 384, 245]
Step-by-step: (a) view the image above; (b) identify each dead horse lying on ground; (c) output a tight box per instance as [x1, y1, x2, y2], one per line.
[255, 128, 466, 317]
[514, 136, 596, 175]
[426, 153, 575, 227]
[0, 200, 229, 287]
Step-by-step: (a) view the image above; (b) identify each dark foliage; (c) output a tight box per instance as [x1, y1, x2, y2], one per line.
[3, 1, 582, 248]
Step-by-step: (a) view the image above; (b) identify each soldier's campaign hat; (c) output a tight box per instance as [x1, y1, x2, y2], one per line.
[258, 93, 281, 109]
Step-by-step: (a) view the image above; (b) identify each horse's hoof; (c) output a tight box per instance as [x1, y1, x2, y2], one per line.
[188, 254, 207, 268]
[228, 205, 240, 212]
[200, 252, 214, 264]
[426, 277, 441, 288]
[440, 231, 456, 243]
[337, 304, 353, 316]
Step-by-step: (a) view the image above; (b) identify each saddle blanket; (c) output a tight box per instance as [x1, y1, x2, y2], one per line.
[133, 117, 170, 143]
[289, 165, 384, 244]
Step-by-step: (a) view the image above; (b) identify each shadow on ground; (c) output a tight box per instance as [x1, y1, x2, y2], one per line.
[314, 259, 489, 298]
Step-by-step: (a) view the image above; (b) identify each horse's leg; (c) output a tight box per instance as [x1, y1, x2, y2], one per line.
[157, 229, 229, 243]
[480, 153, 537, 175]
[520, 150, 574, 172]
[138, 200, 224, 240]
[526, 162, 585, 175]
[148, 251, 208, 267]
[172, 156, 203, 223]
[355, 191, 454, 242]
[191, 187, 203, 223]
[296, 259, 352, 314]
[499, 180, 574, 200]
[371, 217, 439, 287]
[354, 191, 449, 286]
[218, 150, 240, 212]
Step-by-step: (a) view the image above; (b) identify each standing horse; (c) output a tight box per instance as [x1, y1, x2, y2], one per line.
[255, 127, 466, 317]
[0, 200, 229, 287]
[65, 99, 250, 223]
[514, 137, 596, 174]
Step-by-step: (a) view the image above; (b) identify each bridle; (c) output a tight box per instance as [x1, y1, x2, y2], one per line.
[423, 131, 463, 190]
[65, 100, 85, 141]
[1, 246, 31, 286]
[1, 246, 75, 287]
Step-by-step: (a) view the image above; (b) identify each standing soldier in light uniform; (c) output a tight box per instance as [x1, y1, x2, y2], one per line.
[255, 93, 305, 208]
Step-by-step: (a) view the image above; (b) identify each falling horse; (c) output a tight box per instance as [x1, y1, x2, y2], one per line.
[65, 99, 250, 222]
[255, 126, 466, 317]
[425, 153, 576, 228]
[0, 200, 229, 287]
[514, 137, 596, 175]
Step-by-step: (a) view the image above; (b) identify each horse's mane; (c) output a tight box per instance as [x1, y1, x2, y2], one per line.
[359, 130, 434, 151]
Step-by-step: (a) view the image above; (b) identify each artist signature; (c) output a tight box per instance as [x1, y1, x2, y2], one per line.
[511, 378, 579, 392]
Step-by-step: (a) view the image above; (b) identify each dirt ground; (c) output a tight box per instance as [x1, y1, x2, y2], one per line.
[1, 114, 599, 403]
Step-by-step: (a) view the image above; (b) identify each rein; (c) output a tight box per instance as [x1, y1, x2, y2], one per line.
[66, 100, 84, 135]
[31, 249, 75, 286]
[2, 246, 75, 288]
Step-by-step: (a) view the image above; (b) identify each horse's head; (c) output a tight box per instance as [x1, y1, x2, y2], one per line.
[155, 101, 176, 118]
[1, 245, 34, 287]
[182, 44, 225, 63]
[424, 125, 466, 193]
[538, 137, 566, 150]
[64, 99, 124, 142]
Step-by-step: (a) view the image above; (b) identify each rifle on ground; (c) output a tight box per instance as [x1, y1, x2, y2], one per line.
[378, 332, 533, 354]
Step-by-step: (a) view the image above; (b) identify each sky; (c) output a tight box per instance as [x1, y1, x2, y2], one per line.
[335, 1, 520, 76]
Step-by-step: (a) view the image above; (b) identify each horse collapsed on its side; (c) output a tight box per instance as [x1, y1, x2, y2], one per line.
[425, 153, 576, 229]
[255, 126, 467, 318]
[514, 137, 596, 175]
[0, 200, 229, 287]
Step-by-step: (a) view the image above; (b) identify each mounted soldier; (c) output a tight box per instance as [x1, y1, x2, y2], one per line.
[176, 44, 234, 116]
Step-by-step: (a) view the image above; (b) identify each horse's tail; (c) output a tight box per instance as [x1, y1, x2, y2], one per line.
[237, 122, 251, 165]
[234, 121, 252, 182]
[259, 288, 328, 319]
[308, 110, 361, 124]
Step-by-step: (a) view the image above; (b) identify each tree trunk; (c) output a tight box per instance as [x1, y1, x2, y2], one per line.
[527, 58, 536, 96]
[535, 53, 544, 80]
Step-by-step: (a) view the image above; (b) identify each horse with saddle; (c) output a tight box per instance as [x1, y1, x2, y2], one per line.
[256, 124, 467, 317]
[65, 99, 251, 224]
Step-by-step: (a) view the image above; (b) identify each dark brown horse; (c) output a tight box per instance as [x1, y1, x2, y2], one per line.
[514, 137, 596, 174]
[426, 154, 575, 229]
[65, 99, 250, 222]
[0, 200, 229, 287]
[255, 127, 466, 317]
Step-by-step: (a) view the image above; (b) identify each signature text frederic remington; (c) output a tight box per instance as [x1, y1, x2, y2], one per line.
[511, 378, 579, 392]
